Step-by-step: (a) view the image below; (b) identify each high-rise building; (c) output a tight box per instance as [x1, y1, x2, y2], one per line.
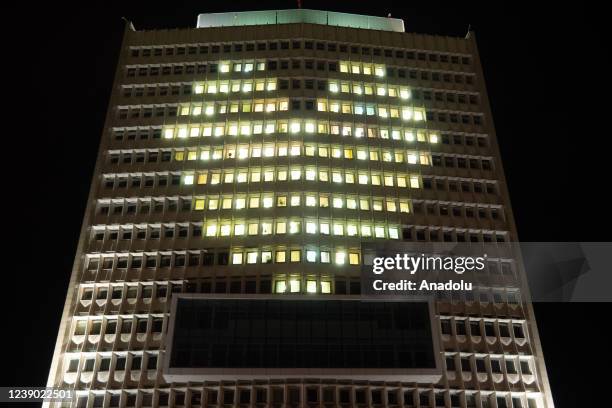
[47, 9, 553, 408]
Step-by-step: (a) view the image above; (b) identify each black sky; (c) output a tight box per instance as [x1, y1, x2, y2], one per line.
[3, 1, 610, 406]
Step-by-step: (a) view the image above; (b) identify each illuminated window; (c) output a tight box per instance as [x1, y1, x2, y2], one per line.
[164, 128, 174, 139]
[245, 197, 257, 209]
[206, 224, 217, 237]
[236, 198, 246, 209]
[320, 223, 330, 235]
[220, 63, 230, 73]
[321, 281, 331, 293]
[266, 80, 277, 91]
[244, 63, 254, 72]
[414, 109, 425, 121]
[330, 103, 340, 113]
[321, 252, 331, 263]
[220, 224, 231, 236]
[276, 251, 286, 263]
[279, 101, 289, 111]
[339, 62, 349, 73]
[306, 251, 317, 263]
[222, 198, 232, 209]
[375, 65, 385, 77]
[375, 226, 386, 238]
[175, 151, 185, 161]
[276, 222, 286, 234]
[305, 122, 315, 133]
[378, 107, 388, 118]
[262, 222, 273, 235]
[389, 227, 399, 239]
[306, 222, 317, 234]
[400, 88, 410, 99]
[290, 250, 301, 263]
[180, 105, 189, 116]
[410, 176, 420, 188]
[329, 82, 339, 93]
[347, 224, 358, 236]
[363, 65, 372, 75]
[247, 252, 258, 264]
[290, 195, 300, 206]
[333, 224, 344, 236]
[194, 84, 204, 94]
[242, 82, 252, 92]
[183, 174, 194, 185]
[266, 103, 276, 112]
[333, 197, 343, 208]
[387, 200, 397, 212]
[347, 198, 357, 209]
[317, 101, 327, 111]
[262, 251, 272, 263]
[208, 199, 218, 210]
[190, 127, 200, 138]
[275, 280, 287, 293]
[400, 201, 410, 213]
[234, 224, 246, 236]
[335, 252, 346, 265]
[306, 280, 317, 293]
[361, 225, 372, 237]
[194, 199, 205, 210]
[232, 253, 243, 264]
[178, 128, 188, 139]
[263, 197, 273, 208]
[349, 253, 360, 265]
[289, 278, 300, 292]
[377, 86, 386, 96]
[430, 133, 439, 144]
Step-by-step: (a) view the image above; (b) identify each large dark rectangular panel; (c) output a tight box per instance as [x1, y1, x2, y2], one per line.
[169, 298, 435, 369]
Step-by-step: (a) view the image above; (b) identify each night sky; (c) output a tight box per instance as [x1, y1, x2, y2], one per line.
[3, 1, 609, 406]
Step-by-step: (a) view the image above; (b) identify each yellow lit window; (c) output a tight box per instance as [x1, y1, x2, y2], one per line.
[290, 195, 300, 206]
[345, 173, 355, 183]
[317, 101, 327, 111]
[335, 252, 346, 265]
[378, 107, 388, 118]
[276, 222, 287, 234]
[222, 198, 232, 209]
[342, 104, 352, 114]
[220, 63, 230, 73]
[318, 123, 328, 133]
[410, 175, 420, 188]
[257, 62, 265, 71]
[197, 173, 208, 185]
[332, 172, 342, 183]
[329, 82, 339, 93]
[349, 253, 360, 265]
[375, 65, 385, 77]
[386, 200, 397, 212]
[361, 225, 371, 237]
[248, 223, 258, 235]
[279, 101, 289, 111]
[187, 151, 197, 161]
[236, 198, 246, 209]
[339, 62, 349, 73]
[373, 200, 383, 211]
[244, 63, 254, 72]
[180, 105, 190, 116]
[262, 222, 273, 235]
[177, 128, 188, 139]
[414, 109, 425, 121]
[400, 88, 410, 99]
[353, 84, 363, 95]
[175, 151, 185, 161]
[266, 80, 277, 91]
[194, 199, 205, 210]
[363, 65, 372, 75]
[420, 154, 430, 165]
[192, 105, 202, 116]
[341, 83, 350, 93]
[231, 82, 241, 93]
[400, 201, 410, 213]
[194, 84, 204, 94]
[320, 223, 330, 235]
[289, 221, 300, 234]
[375, 226, 386, 238]
[390, 108, 400, 118]
[333, 224, 344, 236]
[242, 82, 252, 93]
[255, 81, 265, 91]
[290, 251, 301, 263]
[220, 224, 231, 236]
[347, 198, 357, 209]
[430, 133, 439, 144]
[263, 197, 273, 208]
[276, 251, 286, 263]
[388, 87, 398, 97]
[234, 224, 245, 236]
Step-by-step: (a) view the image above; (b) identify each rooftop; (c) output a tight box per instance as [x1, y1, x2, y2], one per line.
[196, 9, 405, 32]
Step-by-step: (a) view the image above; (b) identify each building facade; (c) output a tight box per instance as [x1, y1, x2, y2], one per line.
[46, 10, 554, 408]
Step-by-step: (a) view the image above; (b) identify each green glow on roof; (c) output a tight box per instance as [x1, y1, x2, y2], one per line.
[196, 9, 405, 32]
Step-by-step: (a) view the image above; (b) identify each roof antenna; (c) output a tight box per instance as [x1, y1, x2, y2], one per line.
[297, 0, 302, 8]
[465, 24, 472, 39]
[387, 13, 392, 18]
